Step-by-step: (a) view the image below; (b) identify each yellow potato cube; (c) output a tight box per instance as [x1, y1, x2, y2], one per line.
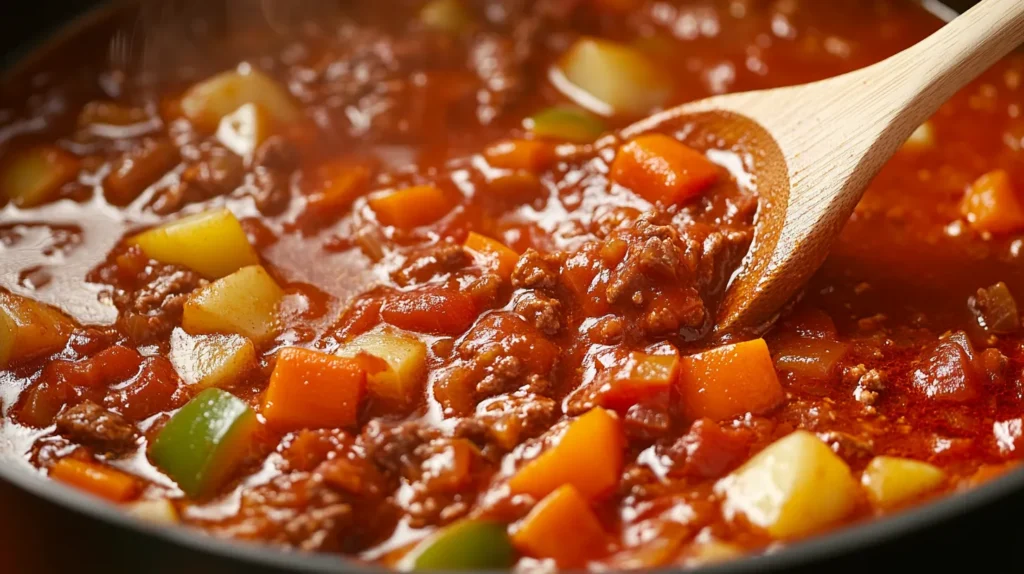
[126, 499, 178, 524]
[183, 265, 284, 345]
[169, 328, 257, 390]
[1, 146, 80, 207]
[0, 293, 74, 368]
[716, 430, 859, 539]
[181, 67, 302, 131]
[216, 103, 274, 159]
[862, 456, 946, 509]
[129, 208, 259, 279]
[556, 38, 672, 117]
[337, 330, 427, 405]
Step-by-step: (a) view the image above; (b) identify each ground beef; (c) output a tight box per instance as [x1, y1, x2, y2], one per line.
[251, 168, 292, 216]
[360, 419, 442, 477]
[105, 249, 207, 343]
[150, 144, 245, 215]
[254, 135, 300, 172]
[455, 392, 558, 453]
[54, 400, 138, 453]
[391, 241, 470, 287]
[605, 215, 699, 306]
[511, 248, 560, 290]
[450, 312, 559, 400]
[512, 291, 562, 335]
[818, 431, 875, 463]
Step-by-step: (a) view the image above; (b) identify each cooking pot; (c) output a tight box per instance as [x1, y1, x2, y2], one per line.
[1, 1, 1021, 573]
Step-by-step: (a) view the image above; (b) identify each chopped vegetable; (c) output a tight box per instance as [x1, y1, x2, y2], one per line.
[168, 328, 257, 390]
[862, 456, 946, 509]
[716, 430, 859, 538]
[180, 67, 302, 131]
[681, 539, 745, 567]
[464, 232, 519, 279]
[216, 103, 273, 159]
[368, 185, 453, 230]
[0, 146, 80, 207]
[511, 484, 608, 567]
[149, 388, 260, 498]
[508, 407, 623, 501]
[304, 160, 374, 219]
[262, 347, 367, 431]
[772, 337, 849, 380]
[77, 101, 149, 128]
[969, 281, 1020, 334]
[556, 37, 672, 116]
[610, 134, 720, 206]
[420, 0, 471, 34]
[676, 338, 784, 421]
[483, 139, 554, 172]
[403, 520, 516, 570]
[597, 350, 679, 411]
[126, 499, 179, 524]
[104, 138, 180, 205]
[0, 292, 74, 369]
[336, 330, 428, 407]
[960, 169, 1024, 234]
[911, 338, 981, 403]
[380, 288, 478, 335]
[902, 121, 935, 150]
[129, 207, 259, 279]
[182, 265, 284, 345]
[526, 106, 606, 143]
[50, 458, 139, 503]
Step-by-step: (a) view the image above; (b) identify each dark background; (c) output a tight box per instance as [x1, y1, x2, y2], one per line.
[1, 0, 1021, 573]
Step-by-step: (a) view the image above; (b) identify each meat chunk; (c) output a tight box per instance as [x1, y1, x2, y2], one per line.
[54, 400, 138, 452]
[911, 339, 982, 403]
[512, 248, 560, 290]
[391, 241, 470, 287]
[513, 291, 562, 335]
[665, 418, 753, 479]
[455, 392, 559, 452]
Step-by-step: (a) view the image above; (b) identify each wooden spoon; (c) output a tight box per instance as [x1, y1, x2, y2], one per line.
[614, 0, 1024, 337]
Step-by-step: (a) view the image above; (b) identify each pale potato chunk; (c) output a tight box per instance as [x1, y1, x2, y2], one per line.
[126, 499, 178, 524]
[0, 293, 74, 368]
[169, 328, 256, 390]
[862, 456, 946, 509]
[182, 265, 284, 345]
[129, 208, 259, 279]
[1, 146, 80, 207]
[216, 103, 274, 159]
[716, 430, 859, 539]
[181, 67, 302, 131]
[556, 38, 672, 116]
[337, 330, 427, 405]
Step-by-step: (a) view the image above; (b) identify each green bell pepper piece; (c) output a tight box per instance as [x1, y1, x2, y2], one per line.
[149, 388, 258, 498]
[526, 106, 607, 144]
[405, 519, 516, 570]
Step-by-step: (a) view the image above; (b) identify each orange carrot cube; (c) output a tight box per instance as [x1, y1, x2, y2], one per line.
[368, 185, 453, 230]
[610, 133, 719, 205]
[484, 139, 555, 172]
[512, 484, 608, 567]
[960, 169, 1024, 234]
[50, 458, 140, 503]
[676, 338, 784, 422]
[464, 232, 520, 279]
[262, 347, 366, 431]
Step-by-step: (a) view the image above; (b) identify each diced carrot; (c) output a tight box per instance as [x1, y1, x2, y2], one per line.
[464, 232, 519, 279]
[262, 347, 367, 431]
[484, 139, 555, 172]
[50, 458, 140, 503]
[676, 338, 784, 422]
[508, 407, 624, 501]
[960, 169, 1024, 234]
[368, 185, 453, 230]
[380, 288, 478, 336]
[512, 484, 609, 567]
[304, 160, 373, 219]
[610, 133, 719, 205]
[598, 350, 679, 411]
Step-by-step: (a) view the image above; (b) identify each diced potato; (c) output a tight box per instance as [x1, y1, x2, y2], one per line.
[556, 37, 672, 116]
[902, 121, 935, 151]
[126, 499, 179, 524]
[216, 103, 274, 159]
[716, 430, 859, 539]
[0, 292, 74, 369]
[183, 265, 284, 345]
[861, 456, 946, 509]
[169, 328, 257, 390]
[180, 67, 302, 131]
[337, 330, 428, 406]
[129, 208, 259, 279]
[1, 146, 80, 207]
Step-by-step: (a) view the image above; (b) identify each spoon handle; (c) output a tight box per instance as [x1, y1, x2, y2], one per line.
[878, 0, 1024, 132]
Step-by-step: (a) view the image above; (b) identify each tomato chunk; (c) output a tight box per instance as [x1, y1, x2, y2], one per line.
[380, 288, 478, 336]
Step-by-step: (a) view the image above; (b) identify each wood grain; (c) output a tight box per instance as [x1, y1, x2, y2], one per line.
[624, 0, 1024, 337]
